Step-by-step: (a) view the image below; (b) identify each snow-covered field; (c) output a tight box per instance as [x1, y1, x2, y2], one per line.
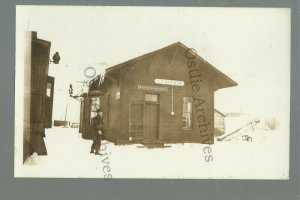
[16, 125, 289, 179]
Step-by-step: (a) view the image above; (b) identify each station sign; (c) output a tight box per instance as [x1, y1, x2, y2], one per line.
[154, 79, 184, 86]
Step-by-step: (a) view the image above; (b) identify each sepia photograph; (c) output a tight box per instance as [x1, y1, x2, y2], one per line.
[15, 6, 290, 179]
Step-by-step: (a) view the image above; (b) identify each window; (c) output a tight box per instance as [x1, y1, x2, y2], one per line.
[46, 82, 52, 97]
[129, 104, 143, 138]
[90, 97, 100, 124]
[182, 97, 193, 129]
[145, 94, 158, 102]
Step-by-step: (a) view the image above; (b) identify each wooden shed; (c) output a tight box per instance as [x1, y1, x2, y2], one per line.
[214, 109, 226, 137]
[23, 32, 55, 161]
[79, 42, 237, 145]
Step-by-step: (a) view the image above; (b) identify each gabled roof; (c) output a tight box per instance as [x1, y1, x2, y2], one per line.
[31, 31, 51, 47]
[92, 42, 237, 89]
[178, 42, 238, 89]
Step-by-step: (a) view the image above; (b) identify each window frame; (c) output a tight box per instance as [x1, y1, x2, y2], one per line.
[144, 93, 159, 104]
[182, 97, 193, 130]
[89, 96, 100, 125]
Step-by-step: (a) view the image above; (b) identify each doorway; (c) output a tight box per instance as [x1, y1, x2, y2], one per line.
[143, 94, 159, 140]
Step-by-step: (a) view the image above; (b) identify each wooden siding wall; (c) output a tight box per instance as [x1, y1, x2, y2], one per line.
[80, 96, 93, 139]
[102, 81, 121, 142]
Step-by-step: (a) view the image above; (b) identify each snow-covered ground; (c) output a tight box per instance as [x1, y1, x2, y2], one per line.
[16, 125, 289, 179]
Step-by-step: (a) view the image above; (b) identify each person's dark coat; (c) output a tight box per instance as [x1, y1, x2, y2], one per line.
[90, 114, 104, 153]
[92, 114, 104, 131]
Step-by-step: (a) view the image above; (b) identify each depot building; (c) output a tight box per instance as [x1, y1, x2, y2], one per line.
[78, 42, 237, 145]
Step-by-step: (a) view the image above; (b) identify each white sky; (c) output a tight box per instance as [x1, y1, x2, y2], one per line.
[16, 6, 290, 126]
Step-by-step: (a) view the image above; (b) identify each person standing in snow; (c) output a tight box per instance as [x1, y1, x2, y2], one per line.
[90, 109, 104, 155]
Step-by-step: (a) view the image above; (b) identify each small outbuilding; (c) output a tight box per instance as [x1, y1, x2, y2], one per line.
[214, 109, 226, 137]
[79, 42, 237, 145]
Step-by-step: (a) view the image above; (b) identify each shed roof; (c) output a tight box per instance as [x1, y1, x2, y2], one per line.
[214, 109, 226, 117]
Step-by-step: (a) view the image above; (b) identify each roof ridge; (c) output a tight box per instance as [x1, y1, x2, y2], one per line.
[106, 41, 183, 72]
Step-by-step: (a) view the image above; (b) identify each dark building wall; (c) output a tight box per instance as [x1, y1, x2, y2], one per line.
[30, 33, 51, 154]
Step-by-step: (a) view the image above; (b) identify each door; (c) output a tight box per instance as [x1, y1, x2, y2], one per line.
[144, 103, 159, 140]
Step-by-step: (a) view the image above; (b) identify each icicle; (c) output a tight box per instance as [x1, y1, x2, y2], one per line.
[98, 70, 107, 87]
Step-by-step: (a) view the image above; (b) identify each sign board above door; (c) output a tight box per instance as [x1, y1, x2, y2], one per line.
[137, 85, 168, 92]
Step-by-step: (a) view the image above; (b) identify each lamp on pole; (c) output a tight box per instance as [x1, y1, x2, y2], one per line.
[64, 102, 70, 127]
[49, 52, 61, 64]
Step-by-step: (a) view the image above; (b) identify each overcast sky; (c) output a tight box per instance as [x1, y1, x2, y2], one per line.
[16, 6, 290, 126]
